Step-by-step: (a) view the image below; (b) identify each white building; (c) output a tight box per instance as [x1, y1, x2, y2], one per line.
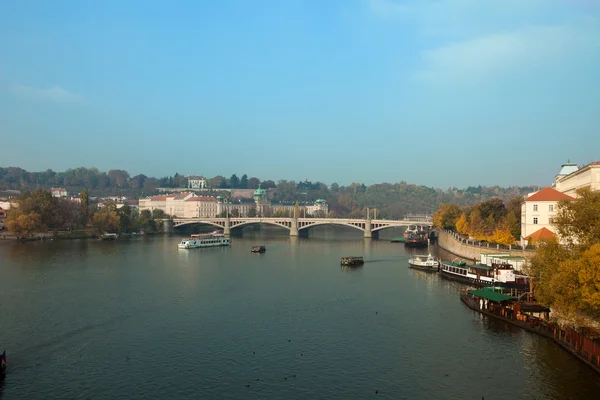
[50, 187, 67, 198]
[187, 176, 207, 190]
[521, 187, 574, 245]
[554, 160, 600, 197]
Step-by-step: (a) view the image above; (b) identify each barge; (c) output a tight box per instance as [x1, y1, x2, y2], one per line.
[251, 245, 266, 253]
[341, 256, 364, 266]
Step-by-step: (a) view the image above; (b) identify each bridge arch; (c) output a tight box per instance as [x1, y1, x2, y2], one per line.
[173, 220, 224, 230]
[298, 221, 365, 233]
[230, 220, 291, 231]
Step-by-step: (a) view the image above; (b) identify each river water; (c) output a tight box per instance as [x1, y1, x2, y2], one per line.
[1, 227, 599, 399]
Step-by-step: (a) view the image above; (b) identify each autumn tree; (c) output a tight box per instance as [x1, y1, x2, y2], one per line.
[92, 210, 121, 233]
[433, 203, 462, 229]
[6, 213, 42, 237]
[468, 209, 485, 240]
[455, 213, 469, 235]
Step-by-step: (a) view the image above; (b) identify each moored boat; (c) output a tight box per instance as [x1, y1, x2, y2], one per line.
[100, 233, 118, 241]
[404, 228, 428, 247]
[178, 232, 230, 249]
[251, 245, 266, 253]
[341, 256, 364, 266]
[440, 259, 529, 290]
[408, 254, 439, 272]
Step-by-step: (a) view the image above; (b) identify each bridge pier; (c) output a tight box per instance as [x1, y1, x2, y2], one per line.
[290, 218, 299, 237]
[364, 219, 372, 238]
[162, 219, 174, 234]
[224, 217, 231, 236]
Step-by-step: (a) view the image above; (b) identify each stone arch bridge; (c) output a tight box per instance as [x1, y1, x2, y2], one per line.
[164, 217, 432, 238]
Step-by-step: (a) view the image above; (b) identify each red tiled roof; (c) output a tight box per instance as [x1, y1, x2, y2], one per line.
[150, 195, 167, 201]
[588, 160, 600, 166]
[51, 187, 66, 191]
[524, 227, 556, 241]
[185, 196, 216, 202]
[525, 187, 575, 202]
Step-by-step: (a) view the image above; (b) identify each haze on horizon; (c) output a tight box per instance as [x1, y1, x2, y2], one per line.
[1, 0, 599, 189]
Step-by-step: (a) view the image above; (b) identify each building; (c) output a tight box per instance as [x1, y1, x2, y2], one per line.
[554, 160, 600, 197]
[187, 176, 207, 190]
[50, 187, 68, 198]
[521, 187, 574, 246]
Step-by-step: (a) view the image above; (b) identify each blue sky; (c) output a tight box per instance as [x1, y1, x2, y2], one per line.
[1, 0, 599, 188]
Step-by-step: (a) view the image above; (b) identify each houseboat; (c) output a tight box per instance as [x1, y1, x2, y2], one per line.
[178, 232, 230, 249]
[341, 256, 364, 266]
[100, 233, 118, 241]
[440, 260, 530, 290]
[408, 254, 439, 272]
[251, 245, 266, 253]
[404, 228, 428, 247]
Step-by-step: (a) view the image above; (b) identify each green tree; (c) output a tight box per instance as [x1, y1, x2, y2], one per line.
[229, 174, 240, 189]
[92, 210, 121, 233]
[80, 189, 90, 225]
[239, 174, 248, 189]
[248, 207, 257, 217]
[553, 187, 600, 248]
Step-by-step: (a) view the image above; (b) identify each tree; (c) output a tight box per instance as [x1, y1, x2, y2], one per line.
[107, 169, 130, 188]
[553, 187, 600, 248]
[229, 174, 240, 189]
[468, 209, 485, 240]
[455, 213, 469, 235]
[247, 177, 260, 189]
[80, 189, 90, 225]
[248, 207, 257, 217]
[239, 174, 248, 189]
[491, 227, 515, 247]
[7, 213, 42, 237]
[152, 209, 167, 220]
[261, 180, 276, 189]
[433, 203, 461, 230]
[92, 210, 120, 233]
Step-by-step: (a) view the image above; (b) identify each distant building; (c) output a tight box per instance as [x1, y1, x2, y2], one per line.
[554, 160, 600, 197]
[50, 187, 67, 198]
[188, 176, 207, 189]
[521, 187, 574, 246]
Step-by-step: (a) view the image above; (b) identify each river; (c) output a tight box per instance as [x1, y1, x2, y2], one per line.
[1, 227, 599, 399]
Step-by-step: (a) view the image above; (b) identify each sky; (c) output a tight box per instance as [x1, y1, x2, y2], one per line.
[1, 0, 599, 188]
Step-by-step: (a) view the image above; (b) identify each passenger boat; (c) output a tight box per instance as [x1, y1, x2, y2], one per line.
[100, 233, 118, 241]
[440, 260, 529, 290]
[177, 232, 230, 249]
[251, 245, 266, 253]
[1, 349, 6, 380]
[408, 254, 438, 271]
[341, 256, 364, 266]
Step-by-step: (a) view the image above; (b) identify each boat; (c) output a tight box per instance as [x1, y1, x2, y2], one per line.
[100, 233, 118, 241]
[440, 259, 530, 290]
[403, 228, 428, 247]
[177, 232, 230, 249]
[341, 256, 364, 266]
[408, 254, 439, 271]
[1, 349, 6, 380]
[251, 245, 266, 253]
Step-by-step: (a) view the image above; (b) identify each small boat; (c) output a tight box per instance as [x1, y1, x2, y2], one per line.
[178, 232, 230, 249]
[390, 237, 405, 243]
[408, 254, 438, 271]
[251, 245, 266, 253]
[100, 233, 118, 241]
[1, 349, 6, 380]
[440, 259, 530, 290]
[341, 256, 364, 266]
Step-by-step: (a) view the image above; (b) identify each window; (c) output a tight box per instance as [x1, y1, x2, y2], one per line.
[533, 204, 538, 211]
[549, 217, 553, 224]
[549, 204, 554, 212]
[533, 217, 538, 224]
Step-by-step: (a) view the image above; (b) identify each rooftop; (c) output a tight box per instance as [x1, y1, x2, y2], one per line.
[525, 187, 575, 202]
[524, 227, 556, 241]
[556, 161, 579, 177]
[468, 289, 515, 302]
[185, 196, 217, 202]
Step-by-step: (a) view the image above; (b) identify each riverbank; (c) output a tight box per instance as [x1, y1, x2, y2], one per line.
[461, 290, 600, 375]
[437, 229, 536, 259]
[2, 230, 165, 242]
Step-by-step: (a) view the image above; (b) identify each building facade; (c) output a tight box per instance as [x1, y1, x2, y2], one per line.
[187, 176, 207, 190]
[521, 187, 574, 245]
[51, 187, 68, 198]
[554, 161, 600, 197]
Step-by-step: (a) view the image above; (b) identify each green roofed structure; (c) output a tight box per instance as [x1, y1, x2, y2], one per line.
[467, 290, 515, 302]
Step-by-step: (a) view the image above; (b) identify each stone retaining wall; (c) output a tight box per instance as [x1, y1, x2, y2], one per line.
[438, 230, 536, 259]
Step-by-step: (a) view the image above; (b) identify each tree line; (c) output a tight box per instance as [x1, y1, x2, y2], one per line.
[1, 166, 539, 219]
[432, 197, 522, 246]
[5, 189, 165, 237]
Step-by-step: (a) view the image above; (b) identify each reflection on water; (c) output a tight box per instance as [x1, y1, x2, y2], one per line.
[0, 226, 598, 399]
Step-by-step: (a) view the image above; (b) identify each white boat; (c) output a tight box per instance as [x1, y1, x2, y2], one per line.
[178, 232, 230, 249]
[408, 254, 438, 271]
[440, 260, 530, 289]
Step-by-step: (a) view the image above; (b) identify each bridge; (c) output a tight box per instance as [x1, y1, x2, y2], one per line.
[164, 217, 432, 238]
